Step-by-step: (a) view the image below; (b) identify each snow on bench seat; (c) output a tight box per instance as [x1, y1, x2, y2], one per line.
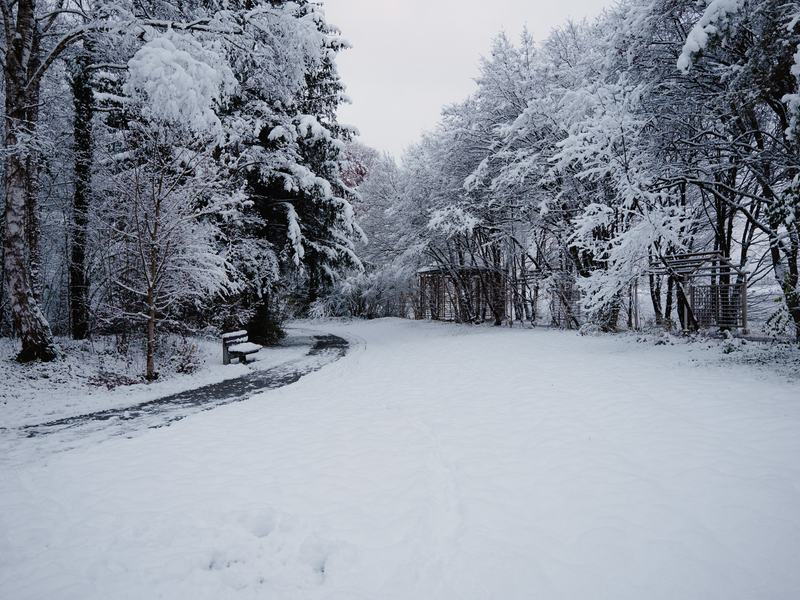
[227, 342, 262, 354]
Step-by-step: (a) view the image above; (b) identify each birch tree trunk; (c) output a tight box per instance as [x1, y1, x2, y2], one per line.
[2, 0, 57, 361]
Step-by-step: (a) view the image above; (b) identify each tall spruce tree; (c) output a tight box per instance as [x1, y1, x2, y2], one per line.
[222, 0, 360, 320]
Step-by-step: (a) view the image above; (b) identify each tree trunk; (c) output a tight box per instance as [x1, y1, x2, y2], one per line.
[146, 290, 156, 380]
[665, 275, 674, 325]
[675, 279, 698, 332]
[649, 274, 663, 326]
[3, 0, 57, 361]
[25, 150, 43, 304]
[4, 152, 57, 361]
[69, 54, 94, 340]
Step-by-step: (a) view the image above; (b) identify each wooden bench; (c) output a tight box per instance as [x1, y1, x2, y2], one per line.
[222, 330, 262, 365]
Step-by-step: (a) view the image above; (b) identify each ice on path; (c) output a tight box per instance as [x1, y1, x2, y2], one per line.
[1, 318, 799, 599]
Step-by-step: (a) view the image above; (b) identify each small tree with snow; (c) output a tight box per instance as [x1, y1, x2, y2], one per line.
[95, 31, 237, 380]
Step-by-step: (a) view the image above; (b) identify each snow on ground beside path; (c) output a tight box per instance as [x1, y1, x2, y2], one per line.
[1, 318, 799, 599]
[0, 332, 312, 429]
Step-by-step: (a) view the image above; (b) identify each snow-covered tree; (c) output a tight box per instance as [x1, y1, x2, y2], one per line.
[92, 29, 239, 379]
[222, 1, 362, 318]
[0, 0, 240, 360]
[383, 0, 800, 336]
[0, 0, 363, 361]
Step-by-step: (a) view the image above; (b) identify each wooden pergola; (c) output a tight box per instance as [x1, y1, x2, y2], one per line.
[417, 265, 505, 323]
[649, 252, 749, 334]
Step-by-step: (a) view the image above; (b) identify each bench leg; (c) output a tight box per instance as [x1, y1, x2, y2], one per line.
[223, 346, 230, 365]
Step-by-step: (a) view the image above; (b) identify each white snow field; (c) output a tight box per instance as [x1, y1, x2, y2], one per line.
[1, 318, 799, 599]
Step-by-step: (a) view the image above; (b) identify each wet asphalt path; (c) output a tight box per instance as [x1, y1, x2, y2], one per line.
[0, 334, 348, 461]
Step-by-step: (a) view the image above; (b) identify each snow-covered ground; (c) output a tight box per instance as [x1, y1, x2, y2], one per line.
[1, 318, 799, 599]
[0, 331, 313, 428]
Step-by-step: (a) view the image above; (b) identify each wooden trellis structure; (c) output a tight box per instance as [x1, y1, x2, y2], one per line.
[550, 272, 582, 328]
[417, 265, 505, 323]
[649, 252, 749, 333]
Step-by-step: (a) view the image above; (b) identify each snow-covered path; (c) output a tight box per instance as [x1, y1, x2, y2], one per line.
[2, 319, 799, 599]
[0, 334, 347, 463]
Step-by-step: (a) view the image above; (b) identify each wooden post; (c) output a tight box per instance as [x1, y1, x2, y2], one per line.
[741, 273, 749, 334]
[504, 279, 516, 329]
[680, 277, 689, 334]
[420, 275, 427, 320]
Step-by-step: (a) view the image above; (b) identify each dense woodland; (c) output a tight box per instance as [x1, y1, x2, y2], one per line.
[2, 0, 800, 378]
[329, 0, 800, 343]
[0, 0, 361, 376]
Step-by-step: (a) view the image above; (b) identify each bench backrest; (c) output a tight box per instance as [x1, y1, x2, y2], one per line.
[222, 330, 248, 347]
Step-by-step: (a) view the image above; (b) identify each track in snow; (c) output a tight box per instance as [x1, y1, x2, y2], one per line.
[0, 334, 348, 460]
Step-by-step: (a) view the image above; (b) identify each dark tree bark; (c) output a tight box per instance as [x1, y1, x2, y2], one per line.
[68, 53, 94, 340]
[649, 273, 663, 326]
[665, 275, 674, 325]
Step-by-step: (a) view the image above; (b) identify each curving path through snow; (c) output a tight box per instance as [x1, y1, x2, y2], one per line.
[0, 333, 349, 462]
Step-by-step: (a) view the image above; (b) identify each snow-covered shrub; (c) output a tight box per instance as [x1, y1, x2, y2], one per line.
[765, 300, 799, 341]
[174, 346, 202, 374]
[309, 266, 415, 320]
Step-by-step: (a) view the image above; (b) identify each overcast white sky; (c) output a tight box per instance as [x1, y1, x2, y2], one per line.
[321, 0, 615, 158]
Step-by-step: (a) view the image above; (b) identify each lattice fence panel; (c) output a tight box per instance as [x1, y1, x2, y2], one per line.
[692, 284, 743, 327]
